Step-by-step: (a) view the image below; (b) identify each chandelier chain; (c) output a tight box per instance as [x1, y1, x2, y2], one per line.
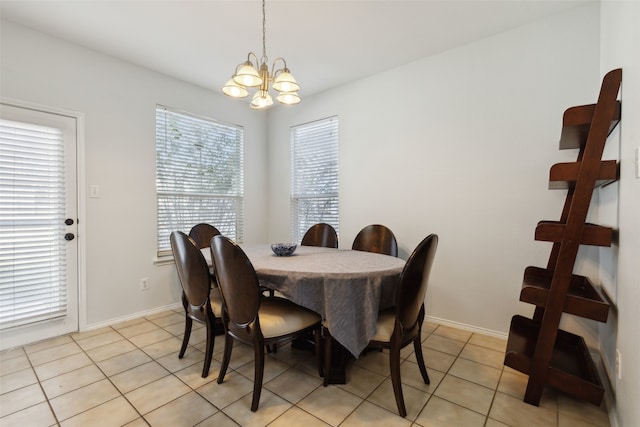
[261, 0, 267, 63]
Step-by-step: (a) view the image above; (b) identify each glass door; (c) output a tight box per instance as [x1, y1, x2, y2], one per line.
[0, 103, 79, 350]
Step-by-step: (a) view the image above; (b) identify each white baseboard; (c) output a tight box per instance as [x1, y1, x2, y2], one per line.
[84, 302, 182, 331]
[592, 351, 619, 427]
[425, 315, 508, 340]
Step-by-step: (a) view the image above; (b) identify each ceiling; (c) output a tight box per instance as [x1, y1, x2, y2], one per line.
[1, 0, 590, 98]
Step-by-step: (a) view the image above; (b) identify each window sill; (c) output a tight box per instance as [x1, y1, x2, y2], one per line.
[154, 256, 175, 266]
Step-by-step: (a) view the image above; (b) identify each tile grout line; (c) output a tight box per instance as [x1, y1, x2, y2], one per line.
[83, 313, 224, 425]
[332, 323, 450, 425]
[27, 345, 62, 426]
[11, 328, 123, 425]
[483, 366, 508, 427]
[7, 320, 432, 425]
[70, 325, 149, 425]
[142, 312, 245, 425]
[127, 313, 215, 425]
[417, 329, 509, 425]
[4, 315, 609, 427]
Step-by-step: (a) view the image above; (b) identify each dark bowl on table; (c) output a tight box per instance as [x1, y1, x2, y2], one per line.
[271, 243, 297, 256]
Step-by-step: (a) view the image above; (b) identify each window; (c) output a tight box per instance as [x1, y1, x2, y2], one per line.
[290, 116, 339, 241]
[156, 106, 243, 256]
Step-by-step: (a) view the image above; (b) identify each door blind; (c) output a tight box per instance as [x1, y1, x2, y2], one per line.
[0, 119, 68, 330]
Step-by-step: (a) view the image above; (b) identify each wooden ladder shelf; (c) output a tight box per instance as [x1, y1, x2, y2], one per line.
[504, 69, 622, 406]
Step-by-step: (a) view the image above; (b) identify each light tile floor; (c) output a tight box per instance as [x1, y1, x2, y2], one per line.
[0, 309, 611, 426]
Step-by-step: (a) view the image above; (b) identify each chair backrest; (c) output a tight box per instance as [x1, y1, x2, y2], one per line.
[210, 235, 261, 340]
[189, 223, 221, 249]
[351, 224, 398, 257]
[396, 234, 438, 330]
[300, 223, 338, 248]
[170, 231, 212, 309]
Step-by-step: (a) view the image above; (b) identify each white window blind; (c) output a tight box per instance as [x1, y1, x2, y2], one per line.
[291, 116, 339, 242]
[0, 119, 68, 330]
[156, 106, 244, 256]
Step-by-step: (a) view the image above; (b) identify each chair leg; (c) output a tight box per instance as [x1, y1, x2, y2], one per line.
[251, 343, 265, 412]
[217, 333, 234, 384]
[179, 316, 192, 359]
[389, 345, 407, 417]
[201, 321, 215, 378]
[413, 336, 430, 384]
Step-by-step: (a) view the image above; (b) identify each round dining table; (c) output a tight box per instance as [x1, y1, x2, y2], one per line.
[203, 243, 405, 358]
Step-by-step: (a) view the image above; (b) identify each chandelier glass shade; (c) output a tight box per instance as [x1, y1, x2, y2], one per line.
[222, 0, 301, 109]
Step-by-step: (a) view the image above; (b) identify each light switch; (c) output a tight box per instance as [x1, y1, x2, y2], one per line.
[89, 184, 100, 198]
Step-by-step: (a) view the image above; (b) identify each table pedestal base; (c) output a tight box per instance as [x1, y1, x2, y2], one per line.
[291, 334, 353, 385]
[322, 337, 352, 384]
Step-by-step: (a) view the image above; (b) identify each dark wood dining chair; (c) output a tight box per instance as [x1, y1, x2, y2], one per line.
[324, 234, 438, 417]
[210, 235, 323, 412]
[188, 223, 221, 249]
[300, 223, 338, 248]
[188, 223, 221, 283]
[351, 224, 399, 257]
[170, 231, 223, 378]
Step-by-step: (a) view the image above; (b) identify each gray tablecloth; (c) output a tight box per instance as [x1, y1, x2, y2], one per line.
[204, 244, 405, 357]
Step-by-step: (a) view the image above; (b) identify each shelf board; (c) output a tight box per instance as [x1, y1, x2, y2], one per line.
[535, 221, 613, 247]
[520, 266, 609, 322]
[504, 315, 604, 406]
[549, 160, 618, 189]
[559, 101, 621, 149]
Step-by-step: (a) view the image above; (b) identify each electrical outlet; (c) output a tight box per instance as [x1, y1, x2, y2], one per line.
[616, 349, 622, 380]
[140, 277, 149, 291]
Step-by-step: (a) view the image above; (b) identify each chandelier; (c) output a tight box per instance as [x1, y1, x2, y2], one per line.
[222, 0, 301, 109]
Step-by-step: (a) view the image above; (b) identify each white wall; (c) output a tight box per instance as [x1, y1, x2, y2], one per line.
[599, 2, 640, 426]
[3, 3, 637, 422]
[0, 20, 269, 327]
[268, 4, 601, 336]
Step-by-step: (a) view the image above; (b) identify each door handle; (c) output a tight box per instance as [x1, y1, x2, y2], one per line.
[64, 233, 75, 241]
[65, 218, 74, 226]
